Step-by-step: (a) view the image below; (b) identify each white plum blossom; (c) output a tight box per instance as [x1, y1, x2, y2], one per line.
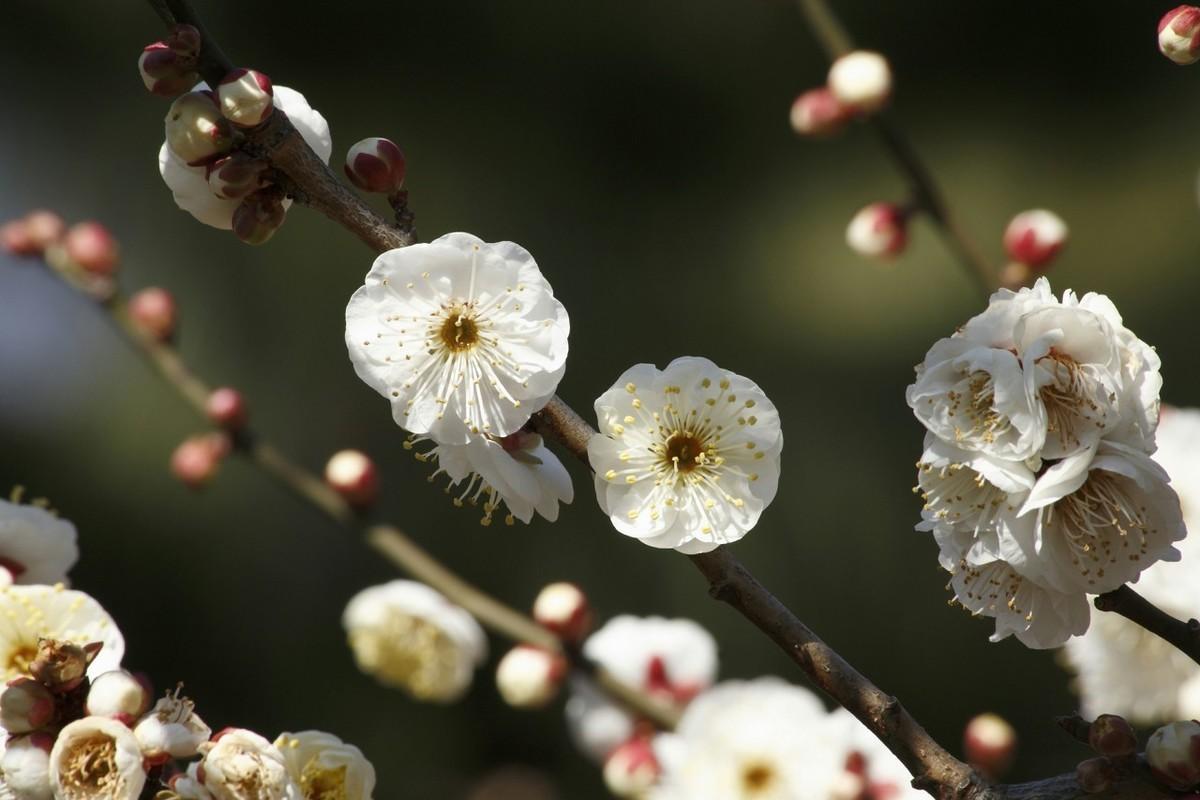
[49, 716, 146, 800]
[159, 85, 331, 229]
[0, 585, 123, 681]
[345, 233, 570, 445]
[134, 688, 212, 760]
[199, 729, 300, 800]
[167, 762, 213, 800]
[589, 357, 783, 554]
[407, 430, 573, 525]
[86, 670, 149, 719]
[0, 499, 78, 587]
[342, 580, 487, 702]
[275, 730, 376, 800]
[2, 733, 52, 800]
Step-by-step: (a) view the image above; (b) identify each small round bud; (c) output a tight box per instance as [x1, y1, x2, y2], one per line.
[1147, 720, 1200, 791]
[166, 24, 202, 61]
[846, 202, 907, 258]
[495, 646, 566, 710]
[29, 639, 102, 694]
[63, 221, 119, 275]
[207, 152, 267, 200]
[232, 189, 287, 245]
[0, 678, 56, 734]
[963, 713, 1017, 779]
[1077, 756, 1118, 794]
[532, 582, 592, 644]
[22, 211, 65, 251]
[165, 91, 234, 165]
[324, 449, 379, 507]
[127, 287, 177, 342]
[828, 50, 892, 112]
[1160, 6, 1200, 64]
[206, 387, 248, 430]
[1002, 209, 1067, 269]
[603, 738, 660, 799]
[2, 733, 54, 800]
[86, 670, 150, 719]
[1, 219, 37, 256]
[139, 42, 197, 97]
[218, 69, 274, 128]
[344, 137, 408, 194]
[789, 87, 853, 137]
[170, 433, 231, 490]
[1089, 714, 1137, 758]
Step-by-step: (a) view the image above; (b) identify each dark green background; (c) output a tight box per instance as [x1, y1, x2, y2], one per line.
[2, 2, 1198, 797]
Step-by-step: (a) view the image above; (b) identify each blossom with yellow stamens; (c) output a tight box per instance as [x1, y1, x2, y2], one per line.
[0, 585, 123, 682]
[275, 730, 376, 800]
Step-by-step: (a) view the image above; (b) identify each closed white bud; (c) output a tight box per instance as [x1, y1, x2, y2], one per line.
[1002, 209, 1067, 269]
[846, 202, 907, 258]
[602, 738, 660, 798]
[532, 582, 592, 644]
[828, 50, 892, 112]
[86, 670, 149, 720]
[134, 688, 212, 761]
[49, 716, 147, 800]
[495, 646, 566, 709]
[963, 713, 1016, 778]
[0, 677, 56, 734]
[166, 92, 233, 165]
[1147, 720, 1200, 791]
[1159, 6, 1200, 65]
[2, 732, 55, 800]
[218, 69, 274, 128]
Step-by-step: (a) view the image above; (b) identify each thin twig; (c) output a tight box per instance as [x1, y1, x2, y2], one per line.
[1094, 585, 1200, 667]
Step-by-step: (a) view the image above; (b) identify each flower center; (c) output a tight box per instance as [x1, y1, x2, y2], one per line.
[438, 307, 479, 352]
[59, 735, 121, 798]
[7, 643, 38, 677]
[664, 433, 707, 473]
[1048, 471, 1149, 584]
[740, 761, 777, 795]
[301, 760, 349, 800]
[959, 370, 1010, 445]
[350, 613, 461, 700]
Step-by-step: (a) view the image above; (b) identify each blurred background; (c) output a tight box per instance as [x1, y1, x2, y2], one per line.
[3, 1, 1199, 796]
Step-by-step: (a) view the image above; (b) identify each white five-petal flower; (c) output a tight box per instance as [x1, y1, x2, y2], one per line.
[0, 499, 78, 587]
[0, 585, 123, 681]
[275, 730, 376, 800]
[199, 729, 300, 800]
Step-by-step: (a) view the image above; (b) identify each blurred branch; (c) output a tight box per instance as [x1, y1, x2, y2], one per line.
[1094, 585, 1200, 666]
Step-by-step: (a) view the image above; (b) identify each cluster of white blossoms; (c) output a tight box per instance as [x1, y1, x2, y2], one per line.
[345, 233, 573, 525]
[908, 278, 1184, 648]
[1063, 406, 1200, 722]
[588, 357, 784, 553]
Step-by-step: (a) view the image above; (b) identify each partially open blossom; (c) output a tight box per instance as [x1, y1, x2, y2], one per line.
[276, 730, 376, 800]
[1076, 757, 1118, 794]
[64, 221, 119, 275]
[134, 688, 211, 761]
[963, 713, 1017, 778]
[199, 728, 299, 800]
[167, 762, 212, 800]
[495, 646, 566, 709]
[22, 211, 65, 250]
[86, 671, 149, 721]
[49, 716, 146, 800]
[0, 586, 123, 683]
[207, 153, 268, 200]
[1003, 209, 1067, 269]
[0, 498, 78, 586]
[324, 449, 379, 508]
[166, 92, 233, 166]
[29, 638, 104, 694]
[127, 287, 177, 342]
[232, 188, 287, 245]
[206, 387, 248, 430]
[789, 87, 853, 137]
[590, 357, 783, 553]
[1146, 720, 1200, 790]
[170, 433, 231, 489]
[827, 50, 891, 112]
[0, 677, 56, 733]
[846, 202, 907, 258]
[1159, 6, 1200, 64]
[532, 582, 592, 644]
[3, 732, 54, 800]
[346, 233, 570, 445]
[603, 737, 660, 799]
[344, 137, 407, 194]
[342, 580, 487, 703]
[218, 69, 274, 127]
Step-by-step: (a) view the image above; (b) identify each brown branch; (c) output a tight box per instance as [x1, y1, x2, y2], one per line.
[1094, 585, 1200, 667]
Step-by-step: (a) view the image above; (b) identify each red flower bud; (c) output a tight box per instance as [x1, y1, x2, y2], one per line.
[964, 713, 1017, 779]
[232, 189, 287, 245]
[789, 88, 853, 137]
[127, 287, 178, 343]
[206, 387, 248, 430]
[1, 220, 37, 257]
[846, 202, 907, 258]
[1003, 209, 1067, 269]
[1089, 714, 1137, 758]
[64, 221, 120, 275]
[22, 210, 65, 251]
[344, 137, 408, 194]
[207, 153, 267, 200]
[324, 449, 379, 508]
[1160, 6, 1200, 64]
[218, 69, 274, 128]
[170, 433, 231, 490]
[532, 582, 592, 644]
[1076, 757, 1118, 794]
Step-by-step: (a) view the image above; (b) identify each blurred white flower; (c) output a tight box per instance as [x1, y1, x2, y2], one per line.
[134, 687, 211, 760]
[159, 85, 331, 229]
[0, 585, 123, 681]
[345, 233, 570, 445]
[0, 499, 78, 586]
[342, 580, 486, 702]
[49, 716, 146, 800]
[2, 733, 52, 800]
[409, 430, 573, 525]
[200, 729, 299, 800]
[275, 730, 376, 800]
[589, 357, 783, 554]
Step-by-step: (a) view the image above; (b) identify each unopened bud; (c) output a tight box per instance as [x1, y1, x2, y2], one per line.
[165, 92, 234, 165]
[127, 287, 177, 342]
[2, 733, 54, 800]
[324, 449, 379, 507]
[344, 137, 408, 194]
[207, 152, 267, 200]
[963, 713, 1017, 779]
[1, 220, 37, 256]
[828, 50, 892, 112]
[29, 639, 101, 694]
[0, 678, 56, 733]
[1089, 714, 1137, 758]
[22, 211, 65, 251]
[1003, 209, 1067, 269]
[218, 69, 274, 128]
[1160, 6, 1200, 64]
[206, 387, 248, 430]
[170, 433, 231, 490]
[1147, 720, 1200, 791]
[532, 582, 592, 644]
[1077, 756, 1118, 794]
[138, 43, 197, 97]
[232, 189, 287, 245]
[846, 202, 907, 258]
[603, 738, 660, 799]
[166, 24, 201, 60]
[64, 221, 119, 275]
[789, 87, 854, 137]
[495, 646, 566, 709]
[86, 670, 150, 719]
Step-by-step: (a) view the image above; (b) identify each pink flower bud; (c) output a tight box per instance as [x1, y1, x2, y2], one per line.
[232, 189, 287, 245]
[1147, 720, 1200, 791]
[603, 738, 660, 799]
[344, 137, 408, 194]
[170, 433, 231, 490]
[86, 670, 150, 719]
[127, 287, 177, 342]
[789, 87, 854, 137]
[963, 713, 1017, 779]
[218, 69, 274, 128]
[1160, 6, 1200, 64]
[166, 24, 202, 61]
[22, 211, 65, 251]
[0, 678, 56, 733]
[532, 582, 592, 644]
[828, 50, 892, 112]
[1089, 714, 1137, 758]
[846, 202, 907, 258]
[207, 153, 267, 200]
[324, 449, 379, 507]
[206, 387, 248, 430]
[165, 91, 234, 165]
[64, 221, 119, 275]
[1077, 756, 1118, 794]
[1, 220, 37, 256]
[495, 646, 566, 709]
[29, 639, 101, 694]
[1002, 209, 1067, 269]
[138, 43, 197, 97]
